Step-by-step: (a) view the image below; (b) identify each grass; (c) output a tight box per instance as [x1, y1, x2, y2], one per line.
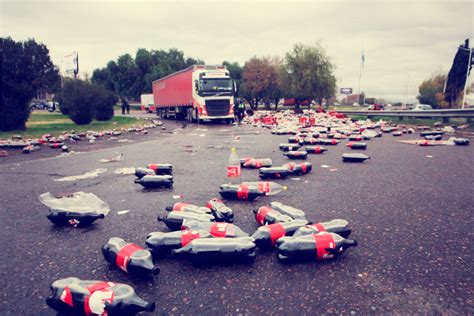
[0, 112, 148, 139]
[349, 115, 473, 128]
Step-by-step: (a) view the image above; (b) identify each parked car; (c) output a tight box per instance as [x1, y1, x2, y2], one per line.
[411, 104, 433, 111]
[29, 101, 48, 110]
[368, 103, 385, 111]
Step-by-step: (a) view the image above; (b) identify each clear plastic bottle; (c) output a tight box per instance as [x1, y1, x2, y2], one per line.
[241, 181, 288, 196]
[227, 147, 241, 184]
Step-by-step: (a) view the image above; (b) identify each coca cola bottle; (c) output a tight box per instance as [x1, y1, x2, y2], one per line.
[147, 163, 173, 175]
[47, 210, 105, 227]
[227, 147, 241, 184]
[253, 206, 293, 226]
[241, 181, 288, 196]
[305, 146, 327, 154]
[287, 136, 300, 143]
[259, 167, 291, 179]
[242, 158, 273, 168]
[206, 198, 234, 222]
[134, 167, 155, 179]
[134, 175, 173, 188]
[102, 237, 159, 277]
[342, 153, 370, 162]
[270, 202, 308, 221]
[293, 219, 351, 238]
[158, 211, 214, 230]
[146, 230, 211, 256]
[279, 143, 301, 151]
[182, 220, 249, 237]
[453, 138, 470, 145]
[250, 219, 308, 249]
[165, 202, 211, 214]
[46, 277, 155, 315]
[276, 232, 358, 262]
[283, 162, 312, 175]
[172, 237, 256, 264]
[346, 142, 367, 150]
[284, 150, 308, 159]
[319, 138, 340, 145]
[219, 184, 265, 200]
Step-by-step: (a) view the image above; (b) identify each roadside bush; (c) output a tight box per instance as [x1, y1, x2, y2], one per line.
[95, 89, 117, 121]
[56, 79, 118, 125]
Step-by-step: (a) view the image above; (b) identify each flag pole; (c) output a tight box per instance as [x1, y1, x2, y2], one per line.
[358, 51, 363, 105]
[461, 42, 472, 109]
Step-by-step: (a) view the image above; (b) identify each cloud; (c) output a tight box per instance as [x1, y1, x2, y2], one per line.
[1, 0, 472, 102]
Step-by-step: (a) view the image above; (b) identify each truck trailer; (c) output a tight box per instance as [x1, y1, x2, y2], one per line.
[152, 65, 236, 123]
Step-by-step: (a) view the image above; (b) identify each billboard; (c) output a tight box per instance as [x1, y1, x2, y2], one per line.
[340, 88, 353, 95]
[62, 52, 79, 78]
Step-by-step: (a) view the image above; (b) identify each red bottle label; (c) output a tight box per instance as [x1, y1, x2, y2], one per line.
[315, 147, 321, 154]
[313, 223, 326, 232]
[255, 160, 262, 168]
[314, 234, 335, 260]
[115, 244, 143, 272]
[267, 223, 286, 246]
[181, 230, 200, 247]
[286, 163, 295, 171]
[257, 182, 270, 193]
[173, 202, 189, 212]
[256, 206, 272, 225]
[210, 223, 234, 237]
[60, 286, 74, 307]
[227, 165, 241, 178]
[237, 185, 249, 199]
[148, 164, 158, 171]
[301, 163, 307, 174]
[347, 142, 353, 148]
[331, 139, 337, 145]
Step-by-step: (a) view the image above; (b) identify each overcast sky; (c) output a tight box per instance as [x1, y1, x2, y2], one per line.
[1, 0, 473, 102]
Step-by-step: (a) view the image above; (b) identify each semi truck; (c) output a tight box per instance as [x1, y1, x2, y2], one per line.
[152, 65, 236, 123]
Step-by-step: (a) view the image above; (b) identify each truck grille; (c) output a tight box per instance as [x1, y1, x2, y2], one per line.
[205, 99, 230, 116]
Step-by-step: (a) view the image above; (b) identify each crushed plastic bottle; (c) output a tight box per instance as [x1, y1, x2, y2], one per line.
[270, 202, 308, 221]
[172, 237, 257, 264]
[206, 198, 234, 222]
[181, 221, 249, 237]
[219, 184, 265, 200]
[102, 237, 159, 277]
[293, 219, 351, 238]
[241, 181, 288, 196]
[253, 206, 293, 226]
[135, 175, 173, 188]
[46, 277, 155, 315]
[259, 167, 291, 179]
[146, 230, 211, 256]
[158, 211, 214, 230]
[251, 219, 308, 249]
[242, 158, 273, 168]
[165, 202, 211, 214]
[283, 162, 312, 176]
[276, 232, 358, 262]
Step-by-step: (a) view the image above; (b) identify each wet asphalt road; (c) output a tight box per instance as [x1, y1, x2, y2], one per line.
[0, 121, 473, 315]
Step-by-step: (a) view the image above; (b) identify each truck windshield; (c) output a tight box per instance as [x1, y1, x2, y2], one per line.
[199, 79, 233, 95]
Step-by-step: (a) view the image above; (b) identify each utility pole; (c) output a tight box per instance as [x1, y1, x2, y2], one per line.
[403, 73, 410, 110]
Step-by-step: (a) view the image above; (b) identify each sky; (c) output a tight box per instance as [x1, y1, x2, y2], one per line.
[1, 0, 473, 102]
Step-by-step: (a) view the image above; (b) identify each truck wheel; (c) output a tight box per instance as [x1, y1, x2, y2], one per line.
[195, 109, 201, 124]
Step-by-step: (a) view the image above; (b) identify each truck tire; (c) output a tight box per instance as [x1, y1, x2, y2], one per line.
[195, 109, 201, 124]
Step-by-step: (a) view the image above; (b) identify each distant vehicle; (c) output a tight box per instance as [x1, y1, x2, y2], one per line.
[29, 101, 48, 110]
[368, 103, 385, 111]
[47, 102, 59, 112]
[283, 98, 311, 107]
[411, 104, 433, 111]
[152, 65, 236, 123]
[140, 94, 155, 113]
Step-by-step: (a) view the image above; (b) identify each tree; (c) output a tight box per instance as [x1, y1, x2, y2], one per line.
[417, 74, 447, 108]
[1, 37, 60, 131]
[241, 57, 282, 109]
[223, 61, 243, 97]
[95, 88, 117, 121]
[280, 43, 337, 107]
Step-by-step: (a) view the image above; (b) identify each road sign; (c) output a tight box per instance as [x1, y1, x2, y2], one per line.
[340, 88, 353, 95]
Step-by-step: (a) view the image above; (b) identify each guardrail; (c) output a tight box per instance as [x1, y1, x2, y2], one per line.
[338, 108, 474, 122]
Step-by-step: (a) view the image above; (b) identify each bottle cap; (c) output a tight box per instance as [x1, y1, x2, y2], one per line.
[282, 186, 288, 191]
[231, 147, 236, 152]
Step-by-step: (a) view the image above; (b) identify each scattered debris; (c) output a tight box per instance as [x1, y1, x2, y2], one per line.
[117, 210, 130, 215]
[100, 153, 123, 163]
[55, 168, 107, 182]
[114, 167, 136, 175]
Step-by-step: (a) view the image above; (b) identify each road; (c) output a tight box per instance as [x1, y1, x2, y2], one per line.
[0, 120, 473, 315]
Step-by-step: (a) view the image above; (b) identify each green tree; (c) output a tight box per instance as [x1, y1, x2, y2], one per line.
[241, 57, 282, 109]
[280, 43, 337, 107]
[1, 37, 60, 131]
[417, 74, 447, 108]
[223, 61, 243, 97]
